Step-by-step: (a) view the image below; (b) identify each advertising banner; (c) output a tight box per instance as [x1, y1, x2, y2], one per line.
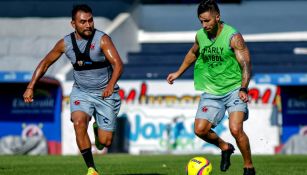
[61, 80, 279, 155]
[279, 86, 307, 144]
[280, 86, 307, 126]
[0, 80, 62, 154]
[0, 83, 57, 122]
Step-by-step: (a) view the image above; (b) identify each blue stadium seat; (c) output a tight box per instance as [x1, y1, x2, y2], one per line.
[124, 42, 307, 79]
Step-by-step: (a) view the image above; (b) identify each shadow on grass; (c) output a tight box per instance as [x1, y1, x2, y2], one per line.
[0, 167, 13, 170]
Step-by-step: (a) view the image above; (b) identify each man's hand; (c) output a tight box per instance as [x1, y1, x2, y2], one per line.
[166, 72, 180, 84]
[239, 91, 249, 103]
[166, 41, 198, 85]
[102, 84, 114, 98]
[23, 88, 34, 103]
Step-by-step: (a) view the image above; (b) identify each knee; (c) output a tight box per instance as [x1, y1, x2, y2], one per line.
[105, 141, 112, 148]
[194, 119, 211, 138]
[73, 119, 88, 130]
[194, 126, 208, 138]
[99, 137, 113, 148]
[230, 127, 243, 138]
[73, 119, 87, 129]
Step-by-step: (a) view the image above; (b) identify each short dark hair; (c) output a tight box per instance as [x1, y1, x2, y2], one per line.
[72, 4, 92, 20]
[197, 0, 220, 16]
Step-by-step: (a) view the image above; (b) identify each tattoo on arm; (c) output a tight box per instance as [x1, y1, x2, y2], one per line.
[232, 34, 251, 88]
[234, 35, 246, 50]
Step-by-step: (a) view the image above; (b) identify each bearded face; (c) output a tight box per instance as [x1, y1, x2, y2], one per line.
[71, 11, 94, 39]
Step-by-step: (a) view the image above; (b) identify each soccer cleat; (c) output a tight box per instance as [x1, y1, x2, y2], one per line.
[93, 122, 104, 150]
[220, 143, 235, 171]
[86, 167, 99, 175]
[243, 167, 256, 175]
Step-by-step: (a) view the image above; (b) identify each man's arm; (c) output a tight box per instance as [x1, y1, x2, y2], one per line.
[167, 37, 199, 84]
[23, 39, 65, 103]
[100, 35, 123, 98]
[231, 33, 251, 102]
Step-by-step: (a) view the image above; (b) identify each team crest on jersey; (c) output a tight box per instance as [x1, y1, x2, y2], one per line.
[90, 43, 95, 49]
[74, 100, 80, 105]
[202, 106, 208, 112]
[77, 60, 83, 66]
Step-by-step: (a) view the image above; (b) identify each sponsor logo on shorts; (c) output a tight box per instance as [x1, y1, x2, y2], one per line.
[74, 100, 80, 105]
[202, 106, 208, 112]
[102, 117, 110, 124]
[234, 99, 240, 105]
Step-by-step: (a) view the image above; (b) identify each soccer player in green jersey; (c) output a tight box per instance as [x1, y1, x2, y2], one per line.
[167, 0, 255, 175]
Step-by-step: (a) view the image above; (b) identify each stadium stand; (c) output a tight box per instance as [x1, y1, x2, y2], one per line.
[122, 41, 307, 79]
[1, 0, 307, 80]
[120, 1, 307, 80]
[0, 0, 135, 19]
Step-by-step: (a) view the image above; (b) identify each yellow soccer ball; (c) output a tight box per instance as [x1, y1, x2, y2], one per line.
[186, 157, 213, 175]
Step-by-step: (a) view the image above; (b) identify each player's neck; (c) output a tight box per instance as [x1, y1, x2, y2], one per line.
[216, 22, 223, 36]
[208, 22, 223, 41]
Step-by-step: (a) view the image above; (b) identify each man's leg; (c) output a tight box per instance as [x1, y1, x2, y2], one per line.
[72, 111, 97, 172]
[92, 113, 115, 151]
[194, 118, 229, 150]
[93, 122, 104, 150]
[194, 118, 235, 171]
[93, 90, 120, 151]
[229, 111, 254, 169]
[97, 128, 114, 148]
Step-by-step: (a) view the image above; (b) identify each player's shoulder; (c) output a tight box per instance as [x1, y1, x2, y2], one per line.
[50, 38, 65, 53]
[195, 28, 206, 41]
[62, 32, 74, 45]
[95, 29, 111, 44]
[196, 28, 204, 35]
[95, 29, 108, 38]
[95, 29, 105, 35]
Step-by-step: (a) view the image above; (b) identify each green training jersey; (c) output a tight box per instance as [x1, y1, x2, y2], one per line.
[194, 23, 242, 95]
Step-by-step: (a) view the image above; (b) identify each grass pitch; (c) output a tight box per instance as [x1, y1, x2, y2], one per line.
[0, 154, 306, 175]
